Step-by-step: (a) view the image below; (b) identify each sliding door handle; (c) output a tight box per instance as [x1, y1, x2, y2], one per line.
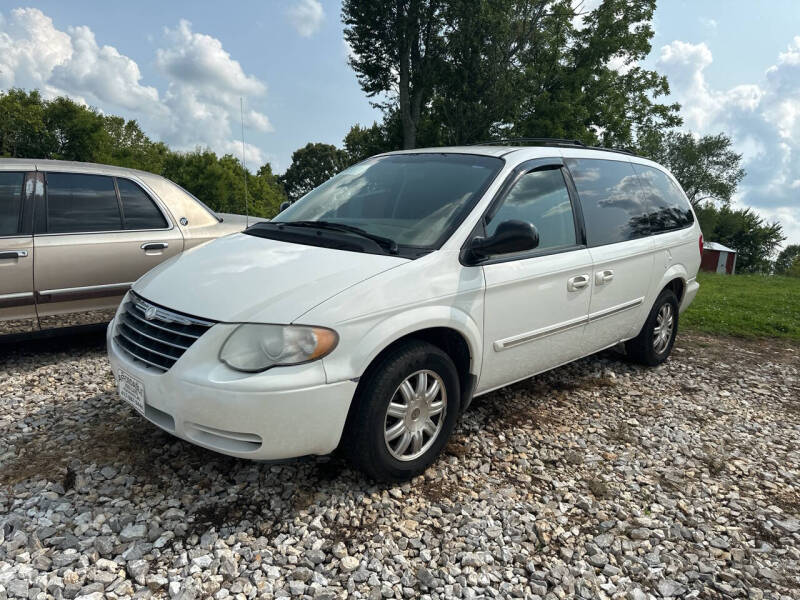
[567, 274, 590, 291]
[141, 242, 169, 251]
[0, 250, 28, 259]
[595, 269, 614, 285]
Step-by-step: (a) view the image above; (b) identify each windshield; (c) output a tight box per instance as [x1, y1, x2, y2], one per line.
[276, 153, 504, 249]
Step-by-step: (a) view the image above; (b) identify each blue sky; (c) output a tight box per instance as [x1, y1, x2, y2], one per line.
[1, 1, 799, 244]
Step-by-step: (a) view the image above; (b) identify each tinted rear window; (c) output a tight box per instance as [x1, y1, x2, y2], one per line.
[565, 158, 650, 246]
[632, 164, 694, 233]
[118, 178, 168, 229]
[0, 172, 25, 236]
[46, 173, 122, 233]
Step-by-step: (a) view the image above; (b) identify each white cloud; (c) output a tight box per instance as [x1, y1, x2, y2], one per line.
[699, 17, 718, 30]
[287, 0, 325, 38]
[0, 9, 272, 167]
[657, 38, 800, 245]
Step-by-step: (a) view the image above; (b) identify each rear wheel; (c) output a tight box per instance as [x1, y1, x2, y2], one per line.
[625, 288, 679, 366]
[344, 340, 460, 482]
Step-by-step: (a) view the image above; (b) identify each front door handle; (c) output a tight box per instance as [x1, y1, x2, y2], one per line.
[595, 269, 614, 285]
[0, 250, 28, 259]
[567, 274, 590, 292]
[141, 242, 169, 251]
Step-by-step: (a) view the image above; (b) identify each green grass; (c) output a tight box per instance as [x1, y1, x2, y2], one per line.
[681, 272, 800, 341]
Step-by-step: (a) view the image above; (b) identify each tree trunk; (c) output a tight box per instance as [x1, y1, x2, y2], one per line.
[398, 34, 416, 149]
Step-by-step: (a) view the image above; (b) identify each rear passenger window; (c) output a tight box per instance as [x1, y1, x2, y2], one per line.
[632, 164, 694, 232]
[117, 179, 168, 229]
[46, 173, 121, 233]
[565, 158, 650, 246]
[0, 172, 25, 236]
[487, 168, 576, 251]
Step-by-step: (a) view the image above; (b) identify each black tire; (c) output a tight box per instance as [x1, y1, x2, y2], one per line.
[343, 340, 461, 482]
[625, 288, 680, 366]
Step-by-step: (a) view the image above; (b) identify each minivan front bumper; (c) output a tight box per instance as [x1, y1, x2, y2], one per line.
[106, 319, 357, 461]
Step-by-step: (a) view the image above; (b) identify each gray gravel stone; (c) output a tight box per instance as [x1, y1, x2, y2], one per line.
[0, 332, 798, 600]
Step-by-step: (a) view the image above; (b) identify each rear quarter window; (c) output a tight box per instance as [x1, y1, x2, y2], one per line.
[632, 164, 694, 232]
[565, 158, 650, 246]
[117, 178, 168, 229]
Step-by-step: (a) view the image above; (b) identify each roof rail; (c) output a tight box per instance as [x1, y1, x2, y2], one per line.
[469, 137, 636, 156]
[470, 137, 587, 148]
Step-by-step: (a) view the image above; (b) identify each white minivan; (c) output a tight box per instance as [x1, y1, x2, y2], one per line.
[107, 142, 701, 481]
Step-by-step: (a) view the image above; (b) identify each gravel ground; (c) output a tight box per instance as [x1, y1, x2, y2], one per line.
[1, 330, 799, 600]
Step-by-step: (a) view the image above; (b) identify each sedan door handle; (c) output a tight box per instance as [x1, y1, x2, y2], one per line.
[0, 250, 28, 259]
[141, 242, 169, 251]
[567, 274, 590, 292]
[595, 269, 614, 285]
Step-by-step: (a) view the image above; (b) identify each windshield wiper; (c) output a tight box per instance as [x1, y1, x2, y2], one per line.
[272, 220, 399, 255]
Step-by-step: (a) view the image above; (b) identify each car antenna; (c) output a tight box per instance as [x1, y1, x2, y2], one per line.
[240, 96, 250, 228]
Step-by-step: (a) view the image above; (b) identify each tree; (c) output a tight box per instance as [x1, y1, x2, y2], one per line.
[343, 122, 393, 164]
[343, 0, 443, 149]
[695, 204, 785, 273]
[775, 244, 800, 275]
[281, 143, 349, 200]
[638, 131, 745, 207]
[44, 96, 108, 162]
[162, 150, 285, 218]
[514, 0, 681, 147]
[0, 89, 55, 158]
[343, 0, 681, 149]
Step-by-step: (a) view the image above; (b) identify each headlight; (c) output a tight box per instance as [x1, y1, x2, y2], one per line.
[220, 324, 338, 372]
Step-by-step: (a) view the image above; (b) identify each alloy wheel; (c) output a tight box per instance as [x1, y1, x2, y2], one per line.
[383, 369, 447, 461]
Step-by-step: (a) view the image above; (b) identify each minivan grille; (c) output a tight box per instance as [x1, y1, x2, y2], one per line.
[115, 292, 215, 373]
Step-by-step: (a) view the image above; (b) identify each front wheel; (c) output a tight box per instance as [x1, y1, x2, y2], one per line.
[625, 288, 679, 366]
[343, 340, 461, 482]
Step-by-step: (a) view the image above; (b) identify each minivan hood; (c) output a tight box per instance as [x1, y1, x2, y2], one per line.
[133, 233, 408, 323]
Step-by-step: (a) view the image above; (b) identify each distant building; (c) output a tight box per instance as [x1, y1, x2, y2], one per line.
[701, 241, 737, 275]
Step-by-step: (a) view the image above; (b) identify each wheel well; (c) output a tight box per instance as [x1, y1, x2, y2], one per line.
[664, 277, 685, 303]
[356, 327, 475, 412]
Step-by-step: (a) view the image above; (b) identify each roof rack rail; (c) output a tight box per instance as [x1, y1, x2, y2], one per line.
[469, 137, 636, 156]
[470, 137, 587, 148]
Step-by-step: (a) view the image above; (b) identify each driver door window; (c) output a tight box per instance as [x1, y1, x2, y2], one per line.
[486, 168, 577, 251]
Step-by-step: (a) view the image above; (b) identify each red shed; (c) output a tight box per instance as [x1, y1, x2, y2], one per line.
[701, 241, 737, 274]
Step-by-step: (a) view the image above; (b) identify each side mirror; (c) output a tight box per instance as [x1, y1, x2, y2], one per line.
[467, 220, 539, 263]
[279, 200, 292, 213]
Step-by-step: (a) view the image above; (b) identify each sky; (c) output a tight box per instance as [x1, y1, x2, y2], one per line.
[1, 1, 798, 245]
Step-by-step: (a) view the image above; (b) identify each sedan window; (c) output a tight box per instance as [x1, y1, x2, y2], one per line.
[0, 172, 25, 236]
[117, 178, 168, 230]
[45, 173, 122, 233]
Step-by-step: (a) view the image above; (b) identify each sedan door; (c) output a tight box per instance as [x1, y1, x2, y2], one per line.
[34, 171, 183, 330]
[477, 160, 593, 394]
[0, 170, 37, 335]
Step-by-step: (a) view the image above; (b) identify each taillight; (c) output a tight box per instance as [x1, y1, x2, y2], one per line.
[699, 234, 704, 257]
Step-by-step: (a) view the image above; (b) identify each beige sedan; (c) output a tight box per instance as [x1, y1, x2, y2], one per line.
[0, 159, 255, 337]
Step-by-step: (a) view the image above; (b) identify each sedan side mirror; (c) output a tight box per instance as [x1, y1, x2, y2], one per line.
[279, 200, 292, 213]
[466, 220, 539, 263]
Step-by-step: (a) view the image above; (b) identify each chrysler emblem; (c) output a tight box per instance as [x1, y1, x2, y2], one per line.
[144, 305, 158, 320]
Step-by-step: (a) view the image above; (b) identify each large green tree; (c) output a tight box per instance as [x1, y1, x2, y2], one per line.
[695, 204, 785, 273]
[343, 0, 443, 149]
[281, 142, 349, 200]
[638, 131, 745, 207]
[343, 0, 680, 148]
